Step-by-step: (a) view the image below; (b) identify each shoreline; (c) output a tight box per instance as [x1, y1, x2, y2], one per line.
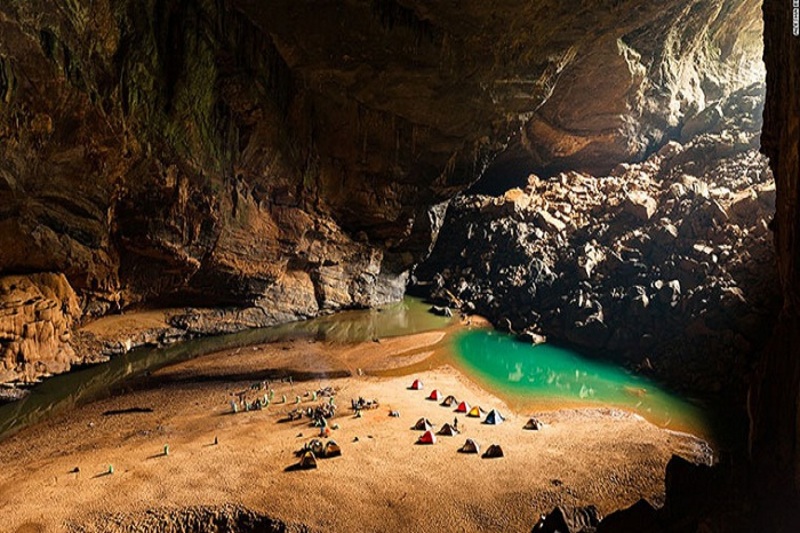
[0, 304, 717, 446]
[0, 323, 712, 532]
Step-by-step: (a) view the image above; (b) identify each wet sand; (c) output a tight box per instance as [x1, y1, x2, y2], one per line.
[0, 324, 710, 532]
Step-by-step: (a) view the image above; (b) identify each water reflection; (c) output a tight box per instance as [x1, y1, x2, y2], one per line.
[0, 297, 450, 441]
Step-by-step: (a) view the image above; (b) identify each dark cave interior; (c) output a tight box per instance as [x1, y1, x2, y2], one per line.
[0, 0, 797, 530]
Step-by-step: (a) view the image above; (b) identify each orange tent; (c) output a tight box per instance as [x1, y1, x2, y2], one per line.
[455, 401, 470, 413]
[418, 430, 436, 444]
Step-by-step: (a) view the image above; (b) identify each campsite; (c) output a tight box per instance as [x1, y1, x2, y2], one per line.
[0, 319, 712, 532]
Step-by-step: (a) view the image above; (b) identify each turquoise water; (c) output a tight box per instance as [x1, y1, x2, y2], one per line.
[454, 329, 710, 437]
[0, 298, 713, 443]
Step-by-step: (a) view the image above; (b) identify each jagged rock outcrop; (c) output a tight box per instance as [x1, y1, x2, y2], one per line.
[416, 86, 778, 394]
[747, 0, 800, 527]
[0, 0, 764, 387]
[534, 1, 799, 529]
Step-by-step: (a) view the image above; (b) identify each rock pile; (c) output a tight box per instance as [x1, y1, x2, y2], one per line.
[416, 84, 778, 395]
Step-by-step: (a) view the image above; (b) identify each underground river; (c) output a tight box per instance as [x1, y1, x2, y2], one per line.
[0, 297, 713, 444]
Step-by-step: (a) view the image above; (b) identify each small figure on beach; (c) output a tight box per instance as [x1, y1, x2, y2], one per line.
[454, 416, 458, 431]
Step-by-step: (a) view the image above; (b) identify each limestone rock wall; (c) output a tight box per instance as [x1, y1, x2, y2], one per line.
[0, 0, 765, 385]
[0, 273, 80, 383]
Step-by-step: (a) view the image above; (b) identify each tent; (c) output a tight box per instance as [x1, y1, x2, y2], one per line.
[418, 430, 436, 444]
[524, 417, 544, 430]
[324, 440, 342, 458]
[467, 406, 484, 418]
[484, 409, 505, 425]
[438, 423, 459, 436]
[460, 438, 480, 454]
[409, 379, 424, 390]
[455, 401, 471, 413]
[298, 450, 318, 469]
[309, 439, 324, 456]
[482, 444, 504, 458]
[412, 417, 434, 431]
[427, 389, 442, 401]
[440, 395, 458, 407]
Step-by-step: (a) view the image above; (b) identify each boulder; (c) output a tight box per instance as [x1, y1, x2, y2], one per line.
[623, 191, 657, 221]
[519, 329, 547, 345]
[680, 103, 724, 142]
[565, 315, 610, 350]
[535, 210, 567, 233]
[595, 499, 660, 533]
[663, 455, 717, 521]
[429, 305, 453, 317]
[655, 280, 681, 306]
[656, 141, 684, 160]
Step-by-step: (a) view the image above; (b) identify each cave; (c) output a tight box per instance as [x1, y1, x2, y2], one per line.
[0, 0, 797, 531]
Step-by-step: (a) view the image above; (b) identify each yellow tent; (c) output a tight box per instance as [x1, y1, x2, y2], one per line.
[467, 406, 484, 418]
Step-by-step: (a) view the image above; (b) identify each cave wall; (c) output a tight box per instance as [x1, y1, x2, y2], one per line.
[0, 0, 764, 383]
[749, 0, 800, 521]
[0, 0, 464, 318]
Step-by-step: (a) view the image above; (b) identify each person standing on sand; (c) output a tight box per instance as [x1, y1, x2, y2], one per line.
[454, 416, 458, 430]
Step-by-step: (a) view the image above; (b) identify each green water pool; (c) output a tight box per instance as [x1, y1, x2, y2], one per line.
[0, 298, 715, 445]
[453, 329, 710, 437]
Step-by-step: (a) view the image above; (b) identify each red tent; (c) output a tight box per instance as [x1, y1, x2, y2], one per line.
[427, 389, 442, 401]
[455, 401, 471, 413]
[418, 430, 436, 445]
[410, 379, 424, 390]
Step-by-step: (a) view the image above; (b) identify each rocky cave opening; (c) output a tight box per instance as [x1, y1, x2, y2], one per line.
[415, 32, 775, 453]
[0, 0, 798, 530]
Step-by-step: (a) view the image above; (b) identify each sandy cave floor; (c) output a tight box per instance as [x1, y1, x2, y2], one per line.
[0, 325, 710, 532]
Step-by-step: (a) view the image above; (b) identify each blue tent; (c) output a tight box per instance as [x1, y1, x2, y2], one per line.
[484, 409, 505, 425]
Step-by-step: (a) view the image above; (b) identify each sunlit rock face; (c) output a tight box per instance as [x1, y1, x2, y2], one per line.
[416, 82, 777, 396]
[0, 0, 763, 383]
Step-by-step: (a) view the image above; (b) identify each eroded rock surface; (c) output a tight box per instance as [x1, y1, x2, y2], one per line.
[0, 273, 81, 383]
[0, 0, 764, 385]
